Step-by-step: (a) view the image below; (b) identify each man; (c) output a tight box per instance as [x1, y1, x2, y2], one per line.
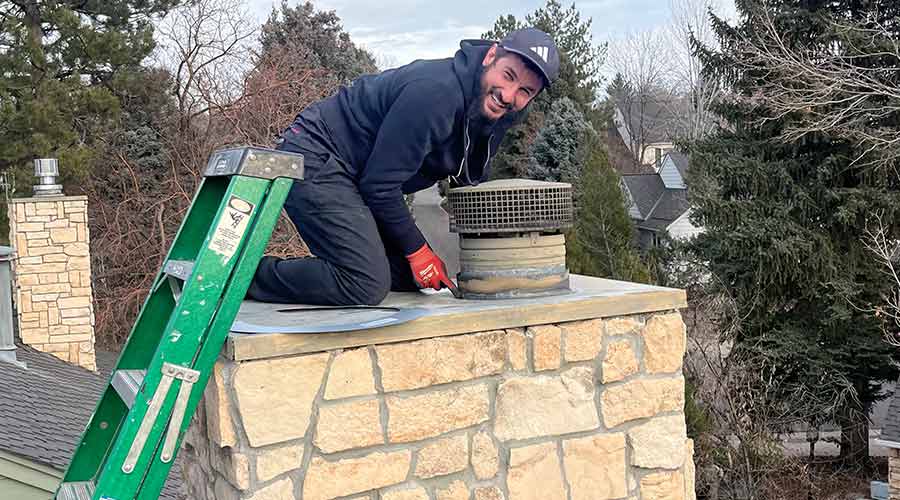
[247, 27, 560, 306]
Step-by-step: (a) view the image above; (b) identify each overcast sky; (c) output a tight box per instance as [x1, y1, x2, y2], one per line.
[244, 0, 737, 69]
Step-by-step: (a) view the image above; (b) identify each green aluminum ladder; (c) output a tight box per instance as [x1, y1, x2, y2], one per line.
[54, 146, 304, 500]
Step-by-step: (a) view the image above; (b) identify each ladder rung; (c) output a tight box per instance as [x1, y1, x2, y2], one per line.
[112, 369, 146, 408]
[57, 481, 95, 500]
[164, 259, 195, 281]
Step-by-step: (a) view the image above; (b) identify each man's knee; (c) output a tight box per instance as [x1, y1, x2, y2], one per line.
[341, 263, 391, 306]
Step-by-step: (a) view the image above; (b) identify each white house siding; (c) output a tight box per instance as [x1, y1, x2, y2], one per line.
[659, 156, 685, 189]
[667, 208, 703, 240]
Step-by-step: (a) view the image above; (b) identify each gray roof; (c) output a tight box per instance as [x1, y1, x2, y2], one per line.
[667, 151, 690, 180]
[881, 389, 900, 444]
[651, 189, 689, 221]
[0, 345, 184, 499]
[622, 174, 666, 220]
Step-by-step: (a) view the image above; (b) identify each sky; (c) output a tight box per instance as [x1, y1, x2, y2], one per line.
[245, 0, 737, 70]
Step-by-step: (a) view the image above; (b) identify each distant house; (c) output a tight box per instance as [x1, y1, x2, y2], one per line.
[875, 387, 900, 494]
[611, 96, 686, 171]
[0, 345, 184, 499]
[621, 151, 702, 249]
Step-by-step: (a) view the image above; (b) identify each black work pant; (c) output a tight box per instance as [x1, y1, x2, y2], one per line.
[246, 112, 418, 306]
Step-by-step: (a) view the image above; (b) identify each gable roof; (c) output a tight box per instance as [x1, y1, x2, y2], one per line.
[0, 345, 185, 499]
[635, 189, 690, 233]
[668, 151, 690, 180]
[621, 174, 666, 220]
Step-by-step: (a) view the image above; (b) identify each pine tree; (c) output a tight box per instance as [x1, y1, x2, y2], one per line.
[525, 97, 594, 186]
[689, 0, 900, 465]
[0, 0, 180, 188]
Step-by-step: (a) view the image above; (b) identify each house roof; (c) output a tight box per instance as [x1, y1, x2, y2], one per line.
[622, 174, 666, 220]
[880, 389, 900, 445]
[0, 345, 185, 499]
[667, 151, 690, 180]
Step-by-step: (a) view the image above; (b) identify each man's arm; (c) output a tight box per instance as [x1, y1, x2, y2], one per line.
[358, 79, 458, 256]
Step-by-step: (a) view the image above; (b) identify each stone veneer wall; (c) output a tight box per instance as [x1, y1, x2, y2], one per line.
[8, 196, 96, 371]
[183, 311, 695, 500]
[890, 453, 899, 499]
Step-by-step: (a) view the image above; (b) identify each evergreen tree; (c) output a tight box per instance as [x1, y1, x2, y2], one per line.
[567, 143, 650, 282]
[0, 0, 180, 188]
[689, 0, 900, 465]
[260, 0, 377, 85]
[525, 97, 594, 186]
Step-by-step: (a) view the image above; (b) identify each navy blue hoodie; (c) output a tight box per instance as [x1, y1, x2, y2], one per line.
[300, 40, 518, 255]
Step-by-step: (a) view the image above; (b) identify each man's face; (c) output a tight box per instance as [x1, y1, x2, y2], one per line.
[478, 45, 544, 122]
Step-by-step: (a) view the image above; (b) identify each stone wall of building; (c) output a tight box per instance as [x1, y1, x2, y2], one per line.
[182, 311, 694, 500]
[8, 195, 96, 371]
[890, 452, 900, 499]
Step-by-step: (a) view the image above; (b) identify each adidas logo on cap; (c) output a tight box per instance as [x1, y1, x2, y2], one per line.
[530, 46, 549, 63]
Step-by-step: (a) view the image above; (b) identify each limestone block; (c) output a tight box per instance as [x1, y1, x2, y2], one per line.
[641, 470, 685, 500]
[58, 296, 91, 309]
[32, 293, 60, 302]
[79, 341, 92, 353]
[324, 347, 376, 400]
[71, 287, 92, 297]
[562, 433, 627, 500]
[602, 340, 639, 383]
[684, 439, 696, 500]
[51, 333, 92, 344]
[25, 231, 50, 240]
[606, 316, 641, 336]
[629, 415, 686, 469]
[28, 245, 64, 256]
[18, 256, 43, 265]
[314, 398, 384, 453]
[60, 307, 91, 318]
[435, 480, 469, 500]
[562, 319, 603, 362]
[382, 484, 429, 500]
[256, 444, 303, 482]
[233, 353, 329, 447]
[50, 228, 78, 244]
[17, 222, 45, 232]
[376, 330, 505, 392]
[495, 367, 598, 441]
[472, 429, 499, 480]
[507, 442, 566, 500]
[386, 384, 490, 443]
[61, 316, 91, 326]
[46, 219, 70, 228]
[70, 212, 86, 223]
[64, 242, 89, 257]
[530, 324, 561, 371]
[67, 257, 91, 271]
[601, 376, 685, 428]
[38, 273, 59, 284]
[20, 329, 48, 344]
[204, 361, 237, 448]
[302, 450, 411, 500]
[507, 328, 527, 370]
[415, 434, 468, 478]
[210, 449, 250, 490]
[642, 313, 686, 374]
[44, 254, 69, 263]
[17, 274, 39, 286]
[18, 262, 66, 274]
[474, 487, 505, 500]
[246, 477, 293, 500]
[69, 325, 94, 334]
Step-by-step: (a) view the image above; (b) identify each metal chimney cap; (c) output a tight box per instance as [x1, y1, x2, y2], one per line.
[450, 179, 571, 193]
[34, 158, 59, 176]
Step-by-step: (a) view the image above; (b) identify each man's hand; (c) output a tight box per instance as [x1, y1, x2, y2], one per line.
[406, 244, 454, 291]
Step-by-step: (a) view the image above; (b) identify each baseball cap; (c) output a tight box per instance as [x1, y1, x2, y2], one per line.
[498, 27, 560, 86]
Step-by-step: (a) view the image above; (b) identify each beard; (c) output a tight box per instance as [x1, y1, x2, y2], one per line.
[466, 63, 524, 134]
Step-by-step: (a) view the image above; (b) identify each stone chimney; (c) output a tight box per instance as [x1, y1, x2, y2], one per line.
[6, 159, 96, 371]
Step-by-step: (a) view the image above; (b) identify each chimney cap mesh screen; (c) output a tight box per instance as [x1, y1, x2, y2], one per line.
[448, 179, 573, 233]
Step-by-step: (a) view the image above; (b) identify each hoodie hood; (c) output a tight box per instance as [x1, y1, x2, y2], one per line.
[453, 39, 494, 115]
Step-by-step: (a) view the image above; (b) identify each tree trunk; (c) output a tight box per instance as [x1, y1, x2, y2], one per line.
[838, 404, 871, 468]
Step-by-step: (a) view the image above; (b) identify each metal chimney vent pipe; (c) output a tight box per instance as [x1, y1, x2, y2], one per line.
[33, 158, 63, 196]
[448, 179, 573, 299]
[0, 246, 24, 368]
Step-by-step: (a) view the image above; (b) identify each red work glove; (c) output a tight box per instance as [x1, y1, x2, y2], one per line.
[406, 244, 453, 291]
